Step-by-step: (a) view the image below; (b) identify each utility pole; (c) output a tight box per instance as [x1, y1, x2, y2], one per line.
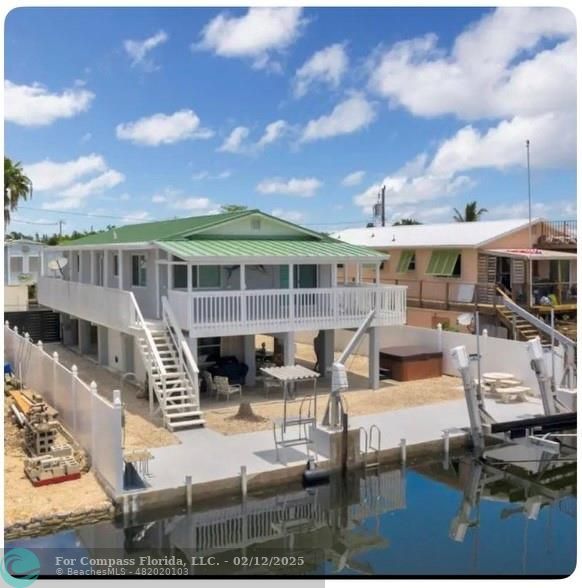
[526, 139, 533, 307]
[58, 219, 65, 238]
[381, 185, 386, 227]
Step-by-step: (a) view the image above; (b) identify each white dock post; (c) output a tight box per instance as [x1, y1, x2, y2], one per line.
[443, 430, 450, 469]
[400, 438, 407, 465]
[71, 365, 79, 436]
[185, 475, 193, 511]
[240, 465, 248, 500]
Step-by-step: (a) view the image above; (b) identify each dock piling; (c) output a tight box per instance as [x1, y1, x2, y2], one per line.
[400, 438, 407, 465]
[240, 465, 248, 500]
[185, 475, 193, 511]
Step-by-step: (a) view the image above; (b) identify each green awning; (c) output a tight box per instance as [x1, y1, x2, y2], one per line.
[396, 250, 415, 273]
[426, 250, 460, 276]
[156, 239, 387, 261]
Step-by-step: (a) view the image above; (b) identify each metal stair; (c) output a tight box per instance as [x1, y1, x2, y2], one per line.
[131, 294, 204, 431]
[496, 305, 551, 344]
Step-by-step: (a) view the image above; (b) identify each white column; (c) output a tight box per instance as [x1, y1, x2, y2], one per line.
[240, 264, 246, 290]
[331, 263, 338, 287]
[187, 262, 193, 334]
[368, 326, 380, 390]
[243, 334, 256, 387]
[356, 263, 361, 284]
[40, 248, 45, 277]
[103, 250, 109, 288]
[155, 249, 160, 318]
[320, 329, 335, 376]
[283, 331, 295, 366]
[90, 250, 96, 285]
[78, 319, 92, 354]
[118, 249, 123, 289]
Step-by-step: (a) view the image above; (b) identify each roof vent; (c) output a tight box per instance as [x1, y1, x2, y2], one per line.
[251, 218, 261, 231]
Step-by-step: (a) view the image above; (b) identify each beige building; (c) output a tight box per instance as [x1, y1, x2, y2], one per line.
[334, 218, 576, 335]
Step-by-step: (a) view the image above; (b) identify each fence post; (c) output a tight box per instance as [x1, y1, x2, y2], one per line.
[112, 389, 124, 494]
[436, 323, 443, 352]
[90, 381, 98, 464]
[52, 352, 59, 408]
[71, 365, 79, 436]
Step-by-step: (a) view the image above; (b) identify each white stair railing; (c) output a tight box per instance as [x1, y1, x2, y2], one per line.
[128, 292, 168, 418]
[161, 295, 200, 409]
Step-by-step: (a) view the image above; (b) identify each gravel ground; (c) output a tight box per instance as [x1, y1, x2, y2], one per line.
[44, 343, 178, 451]
[204, 341, 463, 435]
[3, 404, 110, 528]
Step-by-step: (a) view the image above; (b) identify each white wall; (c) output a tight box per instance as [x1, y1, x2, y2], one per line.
[4, 285, 29, 310]
[296, 325, 558, 394]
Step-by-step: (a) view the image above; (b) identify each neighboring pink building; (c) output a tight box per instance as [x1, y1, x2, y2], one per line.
[334, 218, 577, 334]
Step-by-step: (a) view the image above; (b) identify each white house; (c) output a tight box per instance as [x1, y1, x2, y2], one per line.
[4, 238, 47, 286]
[37, 209, 406, 430]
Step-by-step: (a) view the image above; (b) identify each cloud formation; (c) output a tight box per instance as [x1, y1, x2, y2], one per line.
[5, 80, 94, 126]
[294, 43, 348, 97]
[257, 177, 322, 198]
[124, 30, 168, 71]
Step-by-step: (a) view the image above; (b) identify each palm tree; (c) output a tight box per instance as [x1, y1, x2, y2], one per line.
[453, 201, 488, 222]
[4, 157, 33, 224]
[392, 218, 422, 226]
[220, 204, 248, 213]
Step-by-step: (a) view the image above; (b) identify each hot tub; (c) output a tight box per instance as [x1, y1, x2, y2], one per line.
[379, 346, 443, 382]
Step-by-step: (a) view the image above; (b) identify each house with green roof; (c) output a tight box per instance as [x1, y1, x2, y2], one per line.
[38, 209, 406, 430]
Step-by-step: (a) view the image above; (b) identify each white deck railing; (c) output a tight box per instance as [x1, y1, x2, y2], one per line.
[37, 277, 136, 334]
[169, 285, 406, 337]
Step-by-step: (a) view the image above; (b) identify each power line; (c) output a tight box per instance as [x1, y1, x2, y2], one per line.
[10, 218, 60, 227]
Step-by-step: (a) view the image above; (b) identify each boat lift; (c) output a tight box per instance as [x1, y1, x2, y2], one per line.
[451, 344, 577, 457]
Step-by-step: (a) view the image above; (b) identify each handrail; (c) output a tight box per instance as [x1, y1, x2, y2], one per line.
[497, 287, 576, 349]
[162, 296, 199, 403]
[128, 292, 167, 378]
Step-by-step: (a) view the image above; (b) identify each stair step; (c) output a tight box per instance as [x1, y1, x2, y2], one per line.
[166, 407, 201, 416]
[168, 419, 206, 430]
[162, 395, 195, 403]
[159, 386, 191, 393]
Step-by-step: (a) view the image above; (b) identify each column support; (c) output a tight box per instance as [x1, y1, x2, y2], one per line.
[283, 331, 295, 366]
[187, 262, 193, 334]
[90, 250, 96, 285]
[368, 326, 380, 390]
[243, 334, 256, 387]
[118, 249, 123, 289]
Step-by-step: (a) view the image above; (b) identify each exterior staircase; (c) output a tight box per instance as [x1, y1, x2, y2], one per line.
[496, 305, 551, 344]
[131, 294, 204, 431]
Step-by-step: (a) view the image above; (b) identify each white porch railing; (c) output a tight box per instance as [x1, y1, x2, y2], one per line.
[37, 277, 136, 334]
[169, 285, 406, 337]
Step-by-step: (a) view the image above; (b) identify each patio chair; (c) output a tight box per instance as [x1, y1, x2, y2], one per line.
[201, 370, 216, 396]
[263, 375, 282, 398]
[215, 376, 242, 401]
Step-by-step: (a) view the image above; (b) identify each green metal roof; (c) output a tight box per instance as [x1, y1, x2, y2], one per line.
[60, 210, 254, 246]
[157, 239, 386, 260]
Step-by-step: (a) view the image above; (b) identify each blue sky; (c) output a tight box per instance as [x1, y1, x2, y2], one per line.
[4, 6, 576, 235]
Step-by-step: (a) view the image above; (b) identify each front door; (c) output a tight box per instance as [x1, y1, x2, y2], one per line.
[294, 265, 317, 288]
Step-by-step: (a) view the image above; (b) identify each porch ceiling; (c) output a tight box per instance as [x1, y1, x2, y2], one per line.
[155, 239, 388, 263]
[484, 248, 577, 261]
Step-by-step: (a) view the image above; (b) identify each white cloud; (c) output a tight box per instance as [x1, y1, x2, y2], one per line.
[171, 197, 218, 213]
[61, 170, 124, 200]
[5, 80, 94, 127]
[218, 126, 250, 153]
[80, 132, 92, 143]
[354, 154, 474, 214]
[257, 177, 322, 198]
[124, 30, 168, 70]
[300, 94, 376, 143]
[257, 120, 288, 148]
[271, 208, 305, 223]
[341, 170, 366, 187]
[116, 110, 213, 146]
[294, 43, 348, 98]
[24, 154, 107, 191]
[367, 7, 575, 121]
[122, 211, 152, 223]
[192, 170, 232, 181]
[196, 7, 306, 70]
[486, 199, 577, 221]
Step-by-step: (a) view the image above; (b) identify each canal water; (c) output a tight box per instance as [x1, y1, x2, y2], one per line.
[7, 454, 576, 577]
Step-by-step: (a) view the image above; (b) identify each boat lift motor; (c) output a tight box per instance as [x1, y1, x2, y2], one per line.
[527, 337, 569, 416]
[322, 310, 376, 429]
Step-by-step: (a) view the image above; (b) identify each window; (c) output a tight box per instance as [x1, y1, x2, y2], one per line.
[294, 265, 317, 288]
[199, 265, 221, 288]
[131, 254, 147, 287]
[426, 250, 461, 278]
[28, 256, 40, 273]
[172, 264, 187, 289]
[396, 250, 416, 273]
[198, 337, 221, 361]
[76, 254, 80, 272]
[113, 254, 119, 277]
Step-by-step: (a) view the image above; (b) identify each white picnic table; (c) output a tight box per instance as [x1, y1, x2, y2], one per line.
[482, 372, 516, 382]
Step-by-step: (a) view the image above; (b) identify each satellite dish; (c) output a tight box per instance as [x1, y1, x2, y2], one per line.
[457, 313, 474, 327]
[48, 257, 69, 271]
[17, 273, 35, 285]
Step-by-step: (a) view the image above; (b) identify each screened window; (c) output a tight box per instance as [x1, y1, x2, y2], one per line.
[294, 265, 317, 288]
[396, 250, 416, 273]
[426, 250, 461, 277]
[199, 265, 221, 288]
[131, 254, 147, 287]
[28, 256, 40, 273]
[9, 256, 23, 274]
[172, 264, 187, 289]
[113, 254, 119, 277]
